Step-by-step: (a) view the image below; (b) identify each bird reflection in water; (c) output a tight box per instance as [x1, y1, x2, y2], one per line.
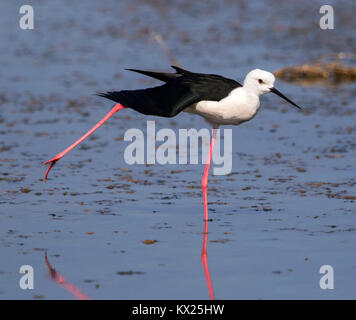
[44, 252, 90, 300]
[44, 221, 215, 300]
[201, 219, 215, 300]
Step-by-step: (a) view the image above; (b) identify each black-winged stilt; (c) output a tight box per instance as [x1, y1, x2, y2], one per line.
[44, 66, 302, 222]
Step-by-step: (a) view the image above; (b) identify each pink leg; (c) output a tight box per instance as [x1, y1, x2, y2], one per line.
[201, 219, 215, 300]
[45, 252, 90, 300]
[44, 103, 125, 181]
[201, 127, 218, 299]
[201, 127, 217, 221]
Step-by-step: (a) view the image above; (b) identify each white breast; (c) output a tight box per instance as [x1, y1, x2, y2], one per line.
[184, 87, 260, 126]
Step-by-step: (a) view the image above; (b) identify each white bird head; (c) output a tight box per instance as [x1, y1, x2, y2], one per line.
[244, 69, 275, 94]
[244, 69, 302, 110]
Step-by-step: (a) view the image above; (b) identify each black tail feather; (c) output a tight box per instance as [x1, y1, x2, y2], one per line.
[96, 91, 116, 100]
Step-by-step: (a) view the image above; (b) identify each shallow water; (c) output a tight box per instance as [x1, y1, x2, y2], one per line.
[1, 0, 356, 299]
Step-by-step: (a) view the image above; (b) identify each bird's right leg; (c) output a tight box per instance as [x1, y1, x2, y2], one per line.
[44, 103, 125, 181]
[201, 127, 218, 299]
[201, 127, 218, 221]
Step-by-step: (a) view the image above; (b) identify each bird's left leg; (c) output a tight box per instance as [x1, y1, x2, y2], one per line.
[44, 103, 125, 181]
[201, 126, 218, 221]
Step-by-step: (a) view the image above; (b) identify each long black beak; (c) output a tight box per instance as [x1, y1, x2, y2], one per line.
[270, 87, 302, 110]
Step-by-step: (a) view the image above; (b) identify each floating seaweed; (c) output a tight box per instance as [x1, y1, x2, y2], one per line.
[275, 53, 356, 85]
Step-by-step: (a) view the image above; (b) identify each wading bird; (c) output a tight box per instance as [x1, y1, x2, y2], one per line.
[44, 66, 302, 221]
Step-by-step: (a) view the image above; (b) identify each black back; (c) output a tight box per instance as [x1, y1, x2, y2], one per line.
[98, 66, 242, 118]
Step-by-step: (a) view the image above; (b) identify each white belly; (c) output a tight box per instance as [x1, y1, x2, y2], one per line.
[185, 89, 260, 126]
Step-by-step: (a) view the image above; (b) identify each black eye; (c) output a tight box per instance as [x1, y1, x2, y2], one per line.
[258, 79, 263, 84]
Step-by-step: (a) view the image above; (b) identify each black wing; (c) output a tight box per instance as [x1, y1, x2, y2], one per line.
[98, 80, 200, 117]
[125, 65, 191, 83]
[125, 68, 180, 83]
[98, 66, 241, 118]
